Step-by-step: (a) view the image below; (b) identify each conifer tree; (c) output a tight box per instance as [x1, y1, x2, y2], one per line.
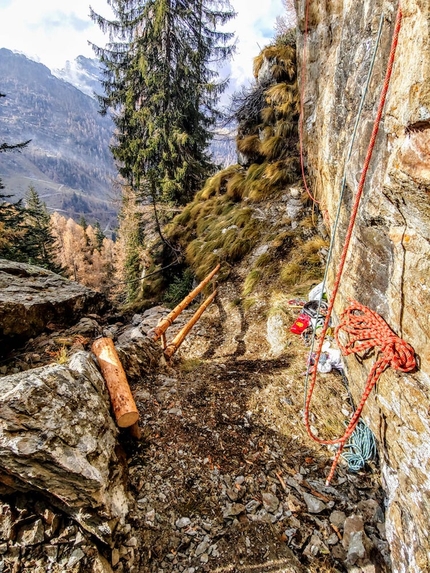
[24, 186, 60, 271]
[0, 192, 27, 261]
[93, 221, 106, 251]
[91, 0, 236, 205]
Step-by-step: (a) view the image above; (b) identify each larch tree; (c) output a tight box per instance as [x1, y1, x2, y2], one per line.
[90, 0, 236, 205]
[50, 213, 116, 291]
[275, 0, 297, 38]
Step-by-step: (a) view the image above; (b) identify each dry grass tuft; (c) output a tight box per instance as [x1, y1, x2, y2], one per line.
[243, 269, 262, 296]
[280, 262, 303, 286]
[255, 252, 274, 269]
[226, 172, 247, 201]
[242, 297, 257, 311]
[236, 134, 262, 158]
[260, 135, 288, 161]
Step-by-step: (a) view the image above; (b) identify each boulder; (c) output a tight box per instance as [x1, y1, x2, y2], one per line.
[0, 351, 128, 541]
[0, 259, 107, 349]
[115, 325, 163, 384]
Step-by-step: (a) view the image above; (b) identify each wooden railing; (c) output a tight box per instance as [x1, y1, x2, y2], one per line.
[149, 264, 220, 359]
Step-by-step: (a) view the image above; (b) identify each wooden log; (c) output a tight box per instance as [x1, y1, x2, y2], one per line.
[150, 264, 220, 341]
[91, 337, 139, 428]
[164, 290, 217, 359]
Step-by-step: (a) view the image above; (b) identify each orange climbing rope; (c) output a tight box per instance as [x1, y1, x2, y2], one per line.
[302, 3, 416, 484]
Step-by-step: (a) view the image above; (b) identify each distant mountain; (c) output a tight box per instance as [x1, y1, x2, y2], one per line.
[0, 48, 237, 228]
[210, 126, 238, 168]
[53, 56, 103, 99]
[0, 49, 117, 228]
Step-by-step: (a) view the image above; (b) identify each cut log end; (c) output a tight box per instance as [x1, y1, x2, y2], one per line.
[117, 411, 139, 428]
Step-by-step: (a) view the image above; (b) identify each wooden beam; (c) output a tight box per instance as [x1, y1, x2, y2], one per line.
[150, 264, 220, 341]
[164, 290, 217, 359]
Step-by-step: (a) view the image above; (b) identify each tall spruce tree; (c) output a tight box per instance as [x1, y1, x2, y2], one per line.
[24, 186, 60, 271]
[91, 0, 236, 205]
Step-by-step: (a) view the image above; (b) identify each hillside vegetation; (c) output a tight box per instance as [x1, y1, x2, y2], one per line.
[128, 35, 327, 308]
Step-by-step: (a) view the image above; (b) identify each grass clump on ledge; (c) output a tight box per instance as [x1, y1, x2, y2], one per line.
[161, 35, 326, 294]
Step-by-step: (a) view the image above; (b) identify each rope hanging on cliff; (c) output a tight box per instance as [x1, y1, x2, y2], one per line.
[320, 301, 416, 483]
[302, 3, 416, 485]
[303, 10, 385, 403]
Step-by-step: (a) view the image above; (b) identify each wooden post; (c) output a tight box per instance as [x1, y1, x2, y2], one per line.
[150, 264, 220, 341]
[164, 290, 217, 359]
[91, 337, 139, 428]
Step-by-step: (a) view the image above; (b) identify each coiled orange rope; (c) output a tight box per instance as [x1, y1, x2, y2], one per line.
[302, 3, 417, 485]
[326, 301, 415, 483]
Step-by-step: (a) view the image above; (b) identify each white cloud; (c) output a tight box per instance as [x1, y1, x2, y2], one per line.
[0, 0, 110, 68]
[228, 0, 285, 84]
[0, 0, 284, 84]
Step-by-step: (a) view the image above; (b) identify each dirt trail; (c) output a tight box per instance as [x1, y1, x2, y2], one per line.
[122, 282, 389, 573]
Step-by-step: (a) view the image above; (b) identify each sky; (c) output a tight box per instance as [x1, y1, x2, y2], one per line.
[0, 0, 285, 89]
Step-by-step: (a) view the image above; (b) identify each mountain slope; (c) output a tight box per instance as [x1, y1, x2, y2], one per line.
[53, 56, 103, 99]
[0, 48, 116, 226]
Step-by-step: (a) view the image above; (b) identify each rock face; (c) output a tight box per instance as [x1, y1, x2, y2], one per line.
[0, 259, 107, 349]
[0, 351, 128, 542]
[297, 0, 430, 570]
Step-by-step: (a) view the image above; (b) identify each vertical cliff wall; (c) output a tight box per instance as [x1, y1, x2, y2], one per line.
[296, 1, 430, 571]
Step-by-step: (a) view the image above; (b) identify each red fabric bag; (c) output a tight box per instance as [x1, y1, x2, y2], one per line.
[290, 312, 311, 334]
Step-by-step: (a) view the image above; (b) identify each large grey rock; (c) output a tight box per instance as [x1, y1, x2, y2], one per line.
[0, 351, 128, 541]
[0, 259, 107, 346]
[297, 0, 430, 569]
[115, 327, 163, 383]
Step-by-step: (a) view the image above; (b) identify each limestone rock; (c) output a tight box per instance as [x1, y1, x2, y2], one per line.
[0, 503, 13, 540]
[262, 492, 280, 514]
[0, 351, 128, 541]
[297, 0, 430, 569]
[342, 514, 370, 566]
[0, 259, 107, 347]
[115, 329, 163, 383]
[92, 552, 114, 573]
[266, 313, 288, 357]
